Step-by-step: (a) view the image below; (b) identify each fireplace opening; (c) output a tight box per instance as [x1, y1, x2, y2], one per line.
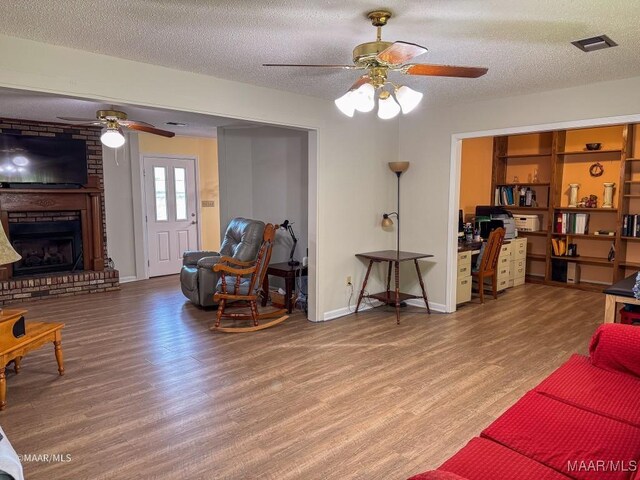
[9, 220, 83, 276]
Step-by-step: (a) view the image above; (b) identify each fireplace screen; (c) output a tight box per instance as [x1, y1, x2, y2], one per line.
[9, 220, 83, 276]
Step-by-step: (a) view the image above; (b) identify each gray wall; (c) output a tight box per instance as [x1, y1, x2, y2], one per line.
[218, 126, 309, 266]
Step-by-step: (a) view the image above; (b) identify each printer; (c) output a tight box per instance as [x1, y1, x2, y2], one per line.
[474, 206, 517, 240]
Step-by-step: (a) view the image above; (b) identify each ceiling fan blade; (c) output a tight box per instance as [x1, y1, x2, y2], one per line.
[57, 116, 99, 122]
[377, 41, 428, 65]
[348, 75, 371, 91]
[120, 119, 156, 128]
[263, 64, 360, 69]
[405, 64, 488, 78]
[126, 124, 175, 138]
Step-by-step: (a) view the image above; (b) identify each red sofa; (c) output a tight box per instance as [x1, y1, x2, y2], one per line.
[410, 324, 640, 480]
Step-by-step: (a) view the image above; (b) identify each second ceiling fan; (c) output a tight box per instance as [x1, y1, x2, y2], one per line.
[264, 10, 488, 118]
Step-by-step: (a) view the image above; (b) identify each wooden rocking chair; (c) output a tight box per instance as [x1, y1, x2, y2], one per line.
[210, 223, 288, 333]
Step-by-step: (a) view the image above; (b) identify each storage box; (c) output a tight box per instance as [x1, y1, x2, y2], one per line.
[566, 262, 580, 284]
[619, 307, 640, 325]
[514, 214, 541, 232]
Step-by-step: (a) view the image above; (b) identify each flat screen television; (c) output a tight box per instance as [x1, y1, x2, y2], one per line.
[0, 133, 88, 185]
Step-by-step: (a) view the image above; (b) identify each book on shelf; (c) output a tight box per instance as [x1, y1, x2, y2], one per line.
[554, 212, 589, 235]
[494, 185, 537, 207]
[551, 237, 567, 256]
[622, 214, 640, 237]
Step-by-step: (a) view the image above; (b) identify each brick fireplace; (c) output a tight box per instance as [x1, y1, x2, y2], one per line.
[0, 118, 119, 304]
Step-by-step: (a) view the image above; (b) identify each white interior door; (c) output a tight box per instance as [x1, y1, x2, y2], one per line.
[144, 156, 199, 277]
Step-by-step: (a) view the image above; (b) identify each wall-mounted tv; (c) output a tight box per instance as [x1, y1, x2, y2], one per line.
[0, 133, 88, 185]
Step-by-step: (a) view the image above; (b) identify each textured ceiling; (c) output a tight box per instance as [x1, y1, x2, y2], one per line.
[0, 1, 640, 105]
[0, 88, 259, 137]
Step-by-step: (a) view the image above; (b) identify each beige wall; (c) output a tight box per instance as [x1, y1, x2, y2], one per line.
[138, 134, 220, 251]
[459, 137, 493, 221]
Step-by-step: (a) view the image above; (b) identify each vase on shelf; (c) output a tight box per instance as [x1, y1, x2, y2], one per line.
[602, 182, 615, 208]
[568, 183, 580, 207]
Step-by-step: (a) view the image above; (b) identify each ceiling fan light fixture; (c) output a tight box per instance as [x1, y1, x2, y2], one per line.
[352, 83, 376, 113]
[377, 92, 401, 120]
[101, 127, 126, 149]
[334, 91, 356, 117]
[395, 85, 423, 114]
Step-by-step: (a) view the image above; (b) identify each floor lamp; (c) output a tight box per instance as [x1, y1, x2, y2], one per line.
[382, 162, 410, 258]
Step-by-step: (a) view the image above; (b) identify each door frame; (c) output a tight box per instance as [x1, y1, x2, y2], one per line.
[446, 112, 640, 313]
[140, 154, 201, 280]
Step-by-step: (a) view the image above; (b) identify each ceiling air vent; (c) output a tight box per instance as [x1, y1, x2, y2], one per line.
[572, 35, 618, 52]
[165, 121, 187, 127]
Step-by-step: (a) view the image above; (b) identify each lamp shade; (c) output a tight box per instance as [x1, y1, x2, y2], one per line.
[353, 83, 375, 113]
[388, 162, 410, 174]
[381, 215, 394, 228]
[334, 91, 355, 117]
[0, 225, 20, 265]
[377, 94, 401, 120]
[395, 86, 423, 114]
[101, 128, 126, 148]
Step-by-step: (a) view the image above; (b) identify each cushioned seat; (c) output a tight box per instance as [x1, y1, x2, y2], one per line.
[180, 218, 265, 307]
[427, 437, 570, 480]
[481, 391, 640, 480]
[216, 276, 251, 296]
[535, 354, 640, 428]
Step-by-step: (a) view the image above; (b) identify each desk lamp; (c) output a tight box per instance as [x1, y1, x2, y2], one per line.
[0, 224, 21, 315]
[381, 162, 410, 258]
[280, 220, 300, 266]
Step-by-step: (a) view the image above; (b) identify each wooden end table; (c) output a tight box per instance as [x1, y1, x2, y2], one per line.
[261, 262, 308, 314]
[0, 310, 65, 410]
[355, 250, 434, 324]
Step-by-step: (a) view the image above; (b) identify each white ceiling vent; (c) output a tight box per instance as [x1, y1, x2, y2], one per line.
[572, 35, 618, 52]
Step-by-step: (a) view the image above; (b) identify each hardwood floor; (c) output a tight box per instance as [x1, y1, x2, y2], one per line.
[2, 277, 604, 479]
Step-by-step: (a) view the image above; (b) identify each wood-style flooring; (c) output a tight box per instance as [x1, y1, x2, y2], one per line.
[2, 277, 604, 479]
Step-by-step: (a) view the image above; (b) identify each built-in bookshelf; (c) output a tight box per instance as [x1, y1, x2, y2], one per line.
[490, 123, 640, 291]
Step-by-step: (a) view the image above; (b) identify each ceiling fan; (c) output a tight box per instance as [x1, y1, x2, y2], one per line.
[264, 10, 488, 119]
[57, 109, 175, 148]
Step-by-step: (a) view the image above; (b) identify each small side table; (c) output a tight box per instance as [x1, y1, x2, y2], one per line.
[262, 262, 308, 314]
[0, 310, 65, 410]
[355, 250, 434, 324]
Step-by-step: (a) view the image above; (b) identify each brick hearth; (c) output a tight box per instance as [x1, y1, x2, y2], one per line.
[0, 117, 119, 304]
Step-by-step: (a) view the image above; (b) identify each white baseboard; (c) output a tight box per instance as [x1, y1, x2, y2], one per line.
[321, 300, 384, 321]
[321, 297, 446, 321]
[405, 298, 447, 313]
[118, 275, 139, 284]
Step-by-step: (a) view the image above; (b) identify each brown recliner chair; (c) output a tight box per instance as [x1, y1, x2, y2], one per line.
[180, 217, 265, 307]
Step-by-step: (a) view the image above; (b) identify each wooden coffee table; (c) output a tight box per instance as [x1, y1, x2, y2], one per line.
[0, 314, 65, 410]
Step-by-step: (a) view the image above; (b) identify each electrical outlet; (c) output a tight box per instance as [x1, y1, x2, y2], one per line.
[346, 276, 352, 286]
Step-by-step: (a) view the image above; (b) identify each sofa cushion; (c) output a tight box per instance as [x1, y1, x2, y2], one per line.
[216, 276, 251, 296]
[408, 470, 469, 480]
[590, 324, 640, 378]
[482, 391, 640, 480]
[535, 354, 640, 428]
[435, 437, 570, 480]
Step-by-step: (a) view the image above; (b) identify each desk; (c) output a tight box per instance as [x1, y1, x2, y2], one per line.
[0, 316, 65, 410]
[355, 250, 433, 324]
[262, 262, 308, 314]
[603, 272, 640, 323]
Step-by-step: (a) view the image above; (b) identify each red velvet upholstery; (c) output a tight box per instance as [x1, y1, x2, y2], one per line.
[482, 391, 640, 480]
[408, 470, 469, 480]
[589, 324, 640, 378]
[437, 437, 570, 480]
[535, 354, 640, 428]
[410, 325, 640, 480]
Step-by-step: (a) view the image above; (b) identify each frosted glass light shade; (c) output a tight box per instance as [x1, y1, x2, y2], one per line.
[101, 128, 126, 148]
[395, 86, 423, 114]
[377, 95, 401, 120]
[334, 91, 355, 117]
[352, 83, 375, 113]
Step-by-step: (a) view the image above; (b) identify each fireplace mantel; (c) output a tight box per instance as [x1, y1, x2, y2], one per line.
[0, 186, 105, 279]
